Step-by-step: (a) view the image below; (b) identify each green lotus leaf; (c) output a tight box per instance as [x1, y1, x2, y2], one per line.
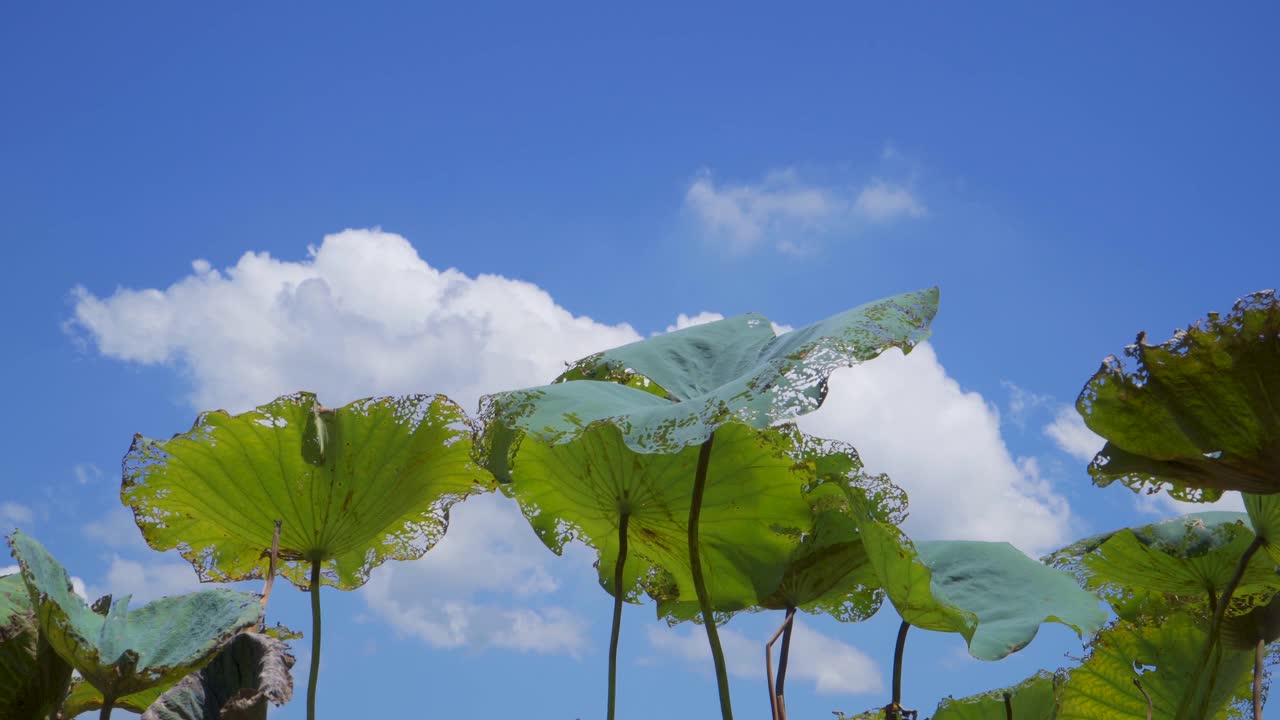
[1043, 512, 1280, 619]
[1079, 290, 1280, 502]
[58, 678, 166, 718]
[1221, 592, 1280, 652]
[505, 420, 811, 607]
[932, 671, 1061, 720]
[9, 531, 262, 705]
[1058, 618, 1253, 720]
[122, 392, 492, 591]
[832, 709, 889, 720]
[0, 573, 73, 720]
[141, 631, 294, 720]
[859, 520, 1107, 660]
[481, 287, 938, 460]
[653, 438, 906, 624]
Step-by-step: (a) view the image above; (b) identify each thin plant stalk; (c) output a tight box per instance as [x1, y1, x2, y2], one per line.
[776, 605, 796, 703]
[308, 559, 322, 720]
[892, 621, 910, 708]
[690, 433, 733, 720]
[261, 520, 282, 613]
[1182, 536, 1266, 719]
[1134, 678, 1153, 720]
[100, 698, 113, 720]
[1002, 691, 1012, 720]
[608, 512, 631, 720]
[1256, 638, 1265, 720]
[765, 608, 796, 720]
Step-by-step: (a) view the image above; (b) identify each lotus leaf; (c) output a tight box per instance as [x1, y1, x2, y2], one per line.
[58, 679, 166, 718]
[9, 531, 262, 709]
[1043, 513, 1279, 605]
[932, 671, 1060, 720]
[506, 420, 811, 606]
[858, 520, 1106, 660]
[0, 572, 73, 720]
[1058, 618, 1253, 720]
[481, 287, 938, 460]
[141, 632, 294, 720]
[123, 392, 490, 591]
[1079, 290, 1280, 502]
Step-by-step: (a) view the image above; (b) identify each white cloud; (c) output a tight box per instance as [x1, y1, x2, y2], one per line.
[82, 507, 142, 548]
[0, 502, 34, 527]
[68, 229, 642, 414]
[87, 555, 204, 604]
[646, 618, 881, 695]
[799, 344, 1073, 556]
[853, 180, 927, 223]
[362, 493, 587, 656]
[1000, 381, 1053, 429]
[665, 312, 726, 333]
[1044, 406, 1105, 463]
[0, 565, 16, 576]
[684, 170, 924, 254]
[73, 463, 103, 485]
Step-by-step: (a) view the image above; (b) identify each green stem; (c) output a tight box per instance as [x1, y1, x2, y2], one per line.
[308, 559, 322, 720]
[608, 512, 631, 720]
[1256, 638, 1265, 720]
[1134, 678, 1152, 720]
[691, 433, 733, 720]
[1002, 691, 1013, 720]
[99, 699, 113, 720]
[892, 621, 910, 708]
[1183, 535, 1265, 720]
[775, 605, 796, 704]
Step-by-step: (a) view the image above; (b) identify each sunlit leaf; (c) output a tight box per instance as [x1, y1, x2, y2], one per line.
[9, 531, 262, 704]
[57, 678, 166, 718]
[142, 632, 294, 720]
[1058, 618, 1252, 720]
[1079, 290, 1280, 502]
[505, 421, 811, 607]
[0, 573, 72, 720]
[123, 392, 492, 591]
[932, 671, 1061, 720]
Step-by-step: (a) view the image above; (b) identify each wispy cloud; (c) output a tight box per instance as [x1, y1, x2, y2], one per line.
[1043, 406, 1104, 463]
[684, 169, 925, 255]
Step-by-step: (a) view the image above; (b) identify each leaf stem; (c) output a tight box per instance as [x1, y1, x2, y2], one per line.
[892, 621, 910, 708]
[1134, 678, 1152, 720]
[1183, 535, 1265, 720]
[99, 698, 113, 720]
[608, 512, 630, 720]
[308, 559, 322, 720]
[261, 520, 282, 614]
[691, 433, 733, 720]
[1002, 691, 1012, 720]
[765, 607, 796, 720]
[1256, 638, 1265, 720]
[775, 605, 796, 719]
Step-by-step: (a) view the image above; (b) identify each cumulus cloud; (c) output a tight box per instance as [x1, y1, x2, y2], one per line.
[1044, 406, 1105, 462]
[799, 345, 1073, 556]
[86, 556, 204, 604]
[362, 493, 588, 656]
[646, 619, 881, 695]
[68, 229, 641, 414]
[2, 564, 88, 600]
[684, 170, 924, 254]
[0, 502, 34, 527]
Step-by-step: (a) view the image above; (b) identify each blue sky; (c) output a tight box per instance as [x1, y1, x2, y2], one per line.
[2, 3, 1278, 718]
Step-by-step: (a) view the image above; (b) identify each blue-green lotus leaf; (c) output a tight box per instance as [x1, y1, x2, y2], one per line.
[1079, 290, 1280, 503]
[9, 531, 263, 704]
[858, 517, 1106, 660]
[0, 572, 72, 720]
[480, 287, 938, 462]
